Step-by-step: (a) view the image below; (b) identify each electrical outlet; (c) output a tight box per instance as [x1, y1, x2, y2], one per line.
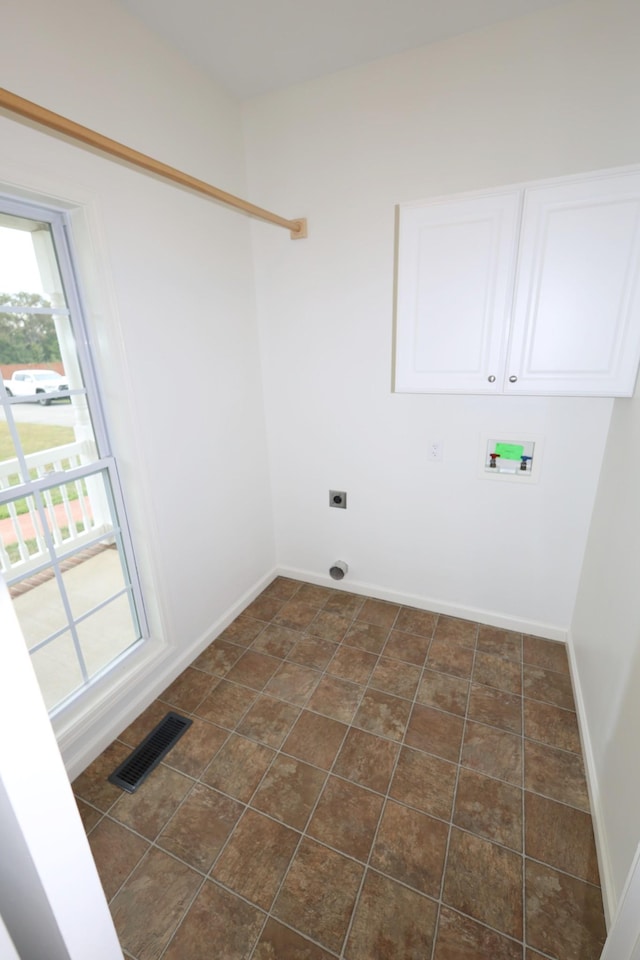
[329, 490, 347, 508]
[428, 441, 443, 462]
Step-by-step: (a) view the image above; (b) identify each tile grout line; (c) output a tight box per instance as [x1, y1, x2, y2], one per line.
[335, 609, 488, 955]
[184, 651, 589, 804]
[282, 620, 579, 950]
[198, 600, 575, 700]
[159, 671, 586, 775]
[428, 620, 480, 960]
[110, 830, 539, 960]
[116, 640, 309, 960]
[95, 783, 605, 921]
[204, 583, 368, 959]
[335, 603, 419, 959]
[81, 645, 588, 849]
[196, 617, 578, 715]
[92, 624, 456, 916]
[152, 580, 315, 960]
[79, 582, 598, 960]
[242, 593, 429, 958]
[126, 757, 601, 891]
[155, 874, 210, 960]
[259, 595, 412, 955]
[102, 755, 218, 920]
[241, 600, 376, 958]
[92, 662, 592, 956]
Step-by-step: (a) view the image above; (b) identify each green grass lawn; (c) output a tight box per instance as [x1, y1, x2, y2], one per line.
[0, 423, 79, 521]
[0, 422, 75, 460]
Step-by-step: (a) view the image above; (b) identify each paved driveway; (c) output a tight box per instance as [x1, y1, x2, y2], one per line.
[0, 399, 76, 427]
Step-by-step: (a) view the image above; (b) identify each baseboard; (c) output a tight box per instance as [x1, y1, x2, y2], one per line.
[566, 629, 617, 927]
[59, 566, 277, 780]
[277, 565, 568, 642]
[599, 843, 640, 960]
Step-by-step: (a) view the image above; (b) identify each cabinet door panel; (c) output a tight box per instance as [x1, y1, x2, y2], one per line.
[395, 191, 521, 393]
[508, 171, 640, 395]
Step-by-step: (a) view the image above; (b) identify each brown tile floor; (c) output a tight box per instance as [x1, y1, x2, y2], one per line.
[73, 578, 608, 960]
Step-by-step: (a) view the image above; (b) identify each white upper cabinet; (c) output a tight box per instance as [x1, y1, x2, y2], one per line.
[507, 172, 640, 395]
[395, 167, 640, 397]
[395, 190, 521, 394]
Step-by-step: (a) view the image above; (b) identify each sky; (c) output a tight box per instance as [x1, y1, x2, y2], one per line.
[0, 227, 44, 294]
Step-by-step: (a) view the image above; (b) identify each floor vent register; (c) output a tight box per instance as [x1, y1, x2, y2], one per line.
[108, 711, 192, 793]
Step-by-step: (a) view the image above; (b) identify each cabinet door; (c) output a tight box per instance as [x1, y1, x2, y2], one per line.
[507, 170, 640, 396]
[394, 191, 521, 393]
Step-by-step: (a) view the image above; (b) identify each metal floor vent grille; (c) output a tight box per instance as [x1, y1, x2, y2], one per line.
[108, 712, 192, 793]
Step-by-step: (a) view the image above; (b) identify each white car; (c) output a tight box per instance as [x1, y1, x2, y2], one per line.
[3, 369, 70, 405]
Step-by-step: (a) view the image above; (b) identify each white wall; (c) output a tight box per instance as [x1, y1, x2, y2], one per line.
[571, 380, 640, 909]
[1, 0, 275, 773]
[243, 0, 640, 636]
[0, 915, 20, 960]
[0, 577, 122, 959]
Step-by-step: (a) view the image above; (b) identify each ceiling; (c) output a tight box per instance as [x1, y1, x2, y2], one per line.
[117, 0, 571, 99]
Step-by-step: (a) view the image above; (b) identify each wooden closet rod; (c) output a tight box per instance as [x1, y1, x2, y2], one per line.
[0, 87, 307, 239]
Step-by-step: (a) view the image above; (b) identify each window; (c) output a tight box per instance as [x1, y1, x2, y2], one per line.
[0, 196, 147, 715]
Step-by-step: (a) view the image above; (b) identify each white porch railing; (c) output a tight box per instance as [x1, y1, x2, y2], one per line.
[0, 440, 112, 580]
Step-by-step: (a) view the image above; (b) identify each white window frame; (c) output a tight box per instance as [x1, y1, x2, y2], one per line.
[0, 193, 149, 717]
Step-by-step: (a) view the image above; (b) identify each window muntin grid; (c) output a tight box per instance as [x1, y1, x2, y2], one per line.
[0, 198, 147, 716]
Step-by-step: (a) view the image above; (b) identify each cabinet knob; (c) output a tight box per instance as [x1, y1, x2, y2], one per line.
[508, 375, 518, 383]
[487, 375, 496, 383]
